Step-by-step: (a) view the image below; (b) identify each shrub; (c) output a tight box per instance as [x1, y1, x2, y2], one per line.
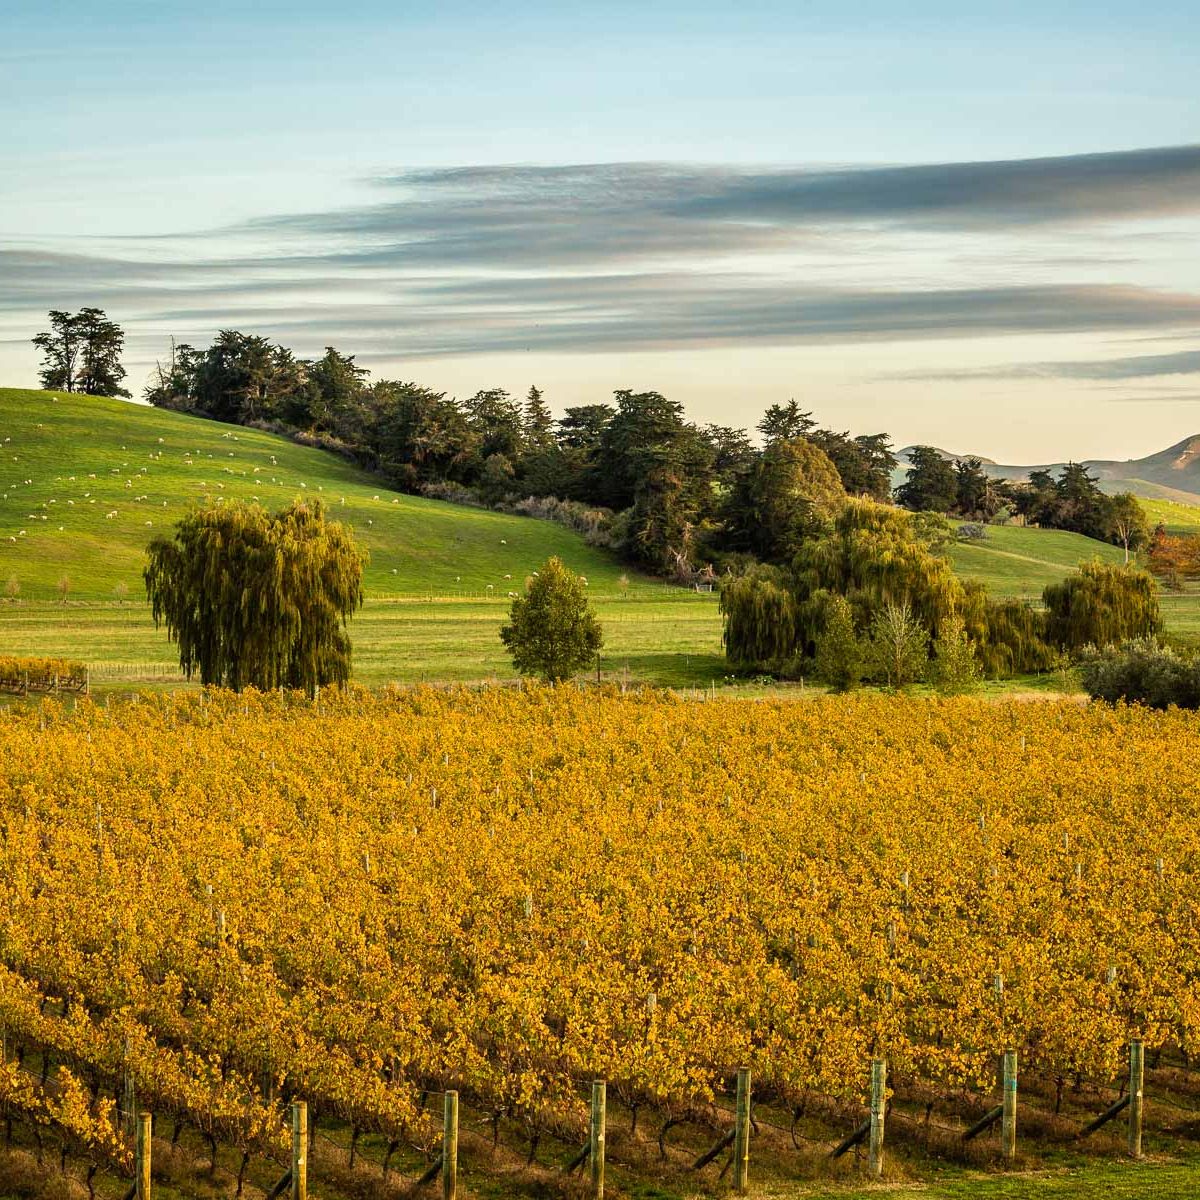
[814, 594, 863, 691]
[931, 613, 982, 693]
[865, 602, 928, 689]
[503, 495, 617, 547]
[956, 523, 988, 542]
[1077, 639, 1200, 709]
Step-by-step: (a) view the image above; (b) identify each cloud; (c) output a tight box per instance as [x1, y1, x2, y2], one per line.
[3, 145, 1200, 368]
[132, 281, 1200, 358]
[235, 145, 1200, 270]
[889, 347, 1200, 383]
[1105, 393, 1200, 403]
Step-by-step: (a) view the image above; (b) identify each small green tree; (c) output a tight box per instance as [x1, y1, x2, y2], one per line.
[500, 556, 603, 682]
[930, 613, 981, 693]
[814, 594, 862, 691]
[866, 602, 928, 689]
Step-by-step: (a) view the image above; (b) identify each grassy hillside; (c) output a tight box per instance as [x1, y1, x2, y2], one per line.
[1141, 496, 1200, 535]
[0, 387, 638, 601]
[948, 524, 1126, 600]
[4, 388, 1195, 688]
[0, 387, 725, 687]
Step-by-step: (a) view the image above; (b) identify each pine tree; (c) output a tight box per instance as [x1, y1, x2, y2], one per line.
[31, 310, 82, 392]
[74, 307, 130, 397]
[522, 385, 555, 452]
[32, 308, 129, 396]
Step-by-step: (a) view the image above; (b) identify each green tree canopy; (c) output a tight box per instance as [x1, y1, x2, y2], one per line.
[33, 307, 129, 397]
[792, 499, 963, 650]
[500, 556, 603, 682]
[895, 446, 957, 513]
[1042, 559, 1161, 652]
[144, 498, 366, 695]
[724, 437, 846, 563]
[719, 564, 798, 671]
[1104, 492, 1151, 562]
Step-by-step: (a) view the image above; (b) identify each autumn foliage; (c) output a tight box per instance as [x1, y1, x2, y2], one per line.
[0, 685, 1197, 1176]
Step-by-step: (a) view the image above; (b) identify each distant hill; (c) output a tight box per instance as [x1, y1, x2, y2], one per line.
[896, 437, 1200, 505]
[0, 388, 637, 602]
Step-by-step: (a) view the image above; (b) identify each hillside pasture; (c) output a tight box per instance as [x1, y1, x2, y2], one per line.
[0, 387, 637, 600]
[948, 524, 1126, 600]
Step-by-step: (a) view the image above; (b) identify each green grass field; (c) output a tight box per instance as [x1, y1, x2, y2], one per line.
[0, 387, 643, 600]
[5, 386, 1200, 689]
[0, 386, 726, 687]
[1140, 496, 1200, 535]
[0, 594, 726, 691]
[948, 524, 1127, 600]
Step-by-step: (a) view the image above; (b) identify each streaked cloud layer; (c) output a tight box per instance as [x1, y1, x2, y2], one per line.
[2, 144, 1199, 458]
[4, 0, 1200, 459]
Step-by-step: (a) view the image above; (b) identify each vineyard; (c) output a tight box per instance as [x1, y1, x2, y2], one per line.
[1, 687, 1200, 1198]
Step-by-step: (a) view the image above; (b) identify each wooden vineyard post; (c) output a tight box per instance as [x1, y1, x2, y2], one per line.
[291, 1101, 307, 1200]
[1128, 1040, 1145, 1159]
[1001, 1050, 1017, 1162]
[733, 1067, 751, 1194]
[869, 1059, 886, 1178]
[136, 1112, 151, 1200]
[590, 1081, 606, 1200]
[443, 1090, 459, 1200]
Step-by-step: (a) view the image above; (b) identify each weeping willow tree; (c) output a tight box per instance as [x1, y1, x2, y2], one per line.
[791, 499, 964, 655]
[720, 499, 1063, 679]
[145, 498, 366, 695]
[1042, 559, 1161, 652]
[719, 564, 799, 670]
[961, 587, 1056, 676]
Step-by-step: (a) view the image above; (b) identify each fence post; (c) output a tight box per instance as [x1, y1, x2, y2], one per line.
[443, 1090, 459, 1200]
[589, 1081, 606, 1200]
[136, 1112, 151, 1200]
[869, 1059, 886, 1177]
[733, 1067, 751, 1194]
[291, 1101, 307, 1200]
[1001, 1050, 1017, 1162]
[1128, 1040, 1144, 1159]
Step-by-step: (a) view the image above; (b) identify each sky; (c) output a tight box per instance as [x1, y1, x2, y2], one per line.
[1, 0, 1198, 461]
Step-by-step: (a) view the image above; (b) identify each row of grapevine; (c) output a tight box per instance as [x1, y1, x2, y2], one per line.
[0, 686, 1198, 1187]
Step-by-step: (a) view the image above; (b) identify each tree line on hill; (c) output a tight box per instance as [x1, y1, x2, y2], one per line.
[897, 446, 1149, 558]
[137, 331, 897, 578]
[29, 312, 1150, 576]
[29, 312, 1170, 695]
